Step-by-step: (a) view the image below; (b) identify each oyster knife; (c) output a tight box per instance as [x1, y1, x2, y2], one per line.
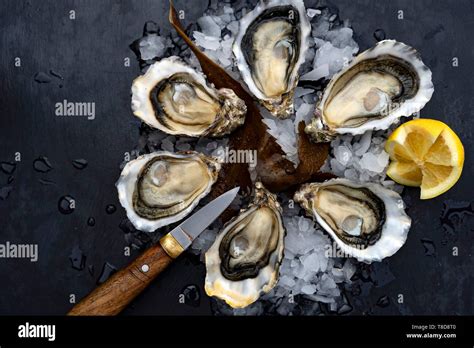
[68, 187, 240, 316]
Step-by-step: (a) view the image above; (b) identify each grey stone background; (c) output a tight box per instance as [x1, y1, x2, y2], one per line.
[0, 0, 472, 315]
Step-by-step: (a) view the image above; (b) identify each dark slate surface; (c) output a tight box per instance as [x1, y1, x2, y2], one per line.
[0, 0, 472, 315]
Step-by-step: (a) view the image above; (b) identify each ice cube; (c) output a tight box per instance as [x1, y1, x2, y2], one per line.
[301, 253, 321, 272]
[301, 63, 330, 81]
[294, 87, 314, 99]
[317, 274, 337, 295]
[334, 145, 352, 166]
[344, 168, 358, 181]
[279, 275, 296, 288]
[297, 216, 311, 232]
[301, 284, 317, 295]
[285, 231, 305, 255]
[330, 158, 346, 176]
[342, 259, 357, 281]
[223, 6, 234, 14]
[308, 294, 335, 304]
[227, 21, 239, 35]
[354, 131, 372, 156]
[197, 16, 222, 38]
[360, 152, 385, 173]
[193, 31, 221, 50]
[138, 34, 167, 60]
[307, 8, 322, 18]
[377, 150, 390, 169]
[314, 42, 356, 77]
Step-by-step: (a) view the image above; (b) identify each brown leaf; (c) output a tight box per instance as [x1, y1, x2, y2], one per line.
[258, 122, 335, 192]
[168, 1, 330, 196]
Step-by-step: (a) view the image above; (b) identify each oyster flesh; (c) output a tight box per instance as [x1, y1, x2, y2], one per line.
[305, 40, 434, 142]
[205, 182, 285, 308]
[116, 151, 220, 232]
[132, 56, 246, 137]
[294, 178, 411, 262]
[233, 0, 310, 119]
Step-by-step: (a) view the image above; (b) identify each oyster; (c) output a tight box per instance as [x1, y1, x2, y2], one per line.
[131, 56, 246, 137]
[233, 0, 310, 118]
[305, 40, 434, 142]
[205, 182, 285, 308]
[294, 178, 411, 262]
[116, 151, 220, 232]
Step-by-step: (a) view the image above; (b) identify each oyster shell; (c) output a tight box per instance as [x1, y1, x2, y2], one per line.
[294, 178, 411, 263]
[205, 182, 285, 308]
[116, 151, 220, 232]
[305, 40, 434, 142]
[132, 56, 246, 137]
[233, 0, 310, 119]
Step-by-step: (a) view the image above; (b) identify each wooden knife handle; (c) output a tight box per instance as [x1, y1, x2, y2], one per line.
[68, 237, 178, 316]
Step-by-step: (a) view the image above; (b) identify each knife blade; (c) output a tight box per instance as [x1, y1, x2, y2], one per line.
[68, 187, 240, 316]
[163, 186, 240, 254]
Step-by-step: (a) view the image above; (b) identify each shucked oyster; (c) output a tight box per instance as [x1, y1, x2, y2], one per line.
[205, 182, 285, 308]
[305, 40, 434, 142]
[294, 178, 411, 263]
[116, 151, 220, 232]
[233, 0, 310, 119]
[132, 56, 246, 137]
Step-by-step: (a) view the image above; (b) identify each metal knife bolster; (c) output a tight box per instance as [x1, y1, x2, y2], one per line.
[158, 187, 240, 259]
[159, 227, 190, 259]
[160, 187, 240, 259]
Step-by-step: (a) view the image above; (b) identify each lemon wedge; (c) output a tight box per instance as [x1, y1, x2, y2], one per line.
[385, 119, 464, 199]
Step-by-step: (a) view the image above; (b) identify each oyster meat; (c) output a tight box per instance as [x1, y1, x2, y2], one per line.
[132, 56, 246, 137]
[305, 40, 434, 142]
[205, 182, 285, 308]
[116, 151, 220, 232]
[294, 178, 411, 262]
[233, 0, 310, 119]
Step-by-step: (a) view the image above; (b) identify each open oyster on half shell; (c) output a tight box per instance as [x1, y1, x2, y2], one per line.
[305, 40, 434, 142]
[233, 0, 310, 119]
[116, 151, 220, 232]
[294, 178, 411, 263]
[132, 56, 246, 137]
[205, 182, 285, 308]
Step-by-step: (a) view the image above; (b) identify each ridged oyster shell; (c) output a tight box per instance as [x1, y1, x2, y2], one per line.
[116, 151, 220, 232]
[205, 182, 285, 308]
[132, 56, 246, 137]
[294, 178, 411, 263]
[305, 40, 434, 142]
[233, 0, 311, 119]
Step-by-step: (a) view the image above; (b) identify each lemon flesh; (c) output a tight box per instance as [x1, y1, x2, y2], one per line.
[385, 119, 464, 199]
